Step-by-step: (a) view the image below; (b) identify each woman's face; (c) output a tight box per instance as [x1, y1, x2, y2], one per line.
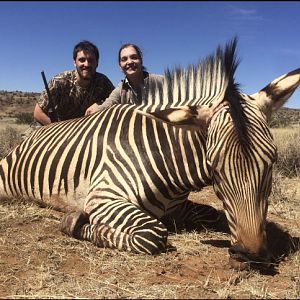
[119, 46, 143, 78]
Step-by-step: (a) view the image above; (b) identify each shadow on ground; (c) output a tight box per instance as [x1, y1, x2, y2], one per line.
[200, 215, 300, 275]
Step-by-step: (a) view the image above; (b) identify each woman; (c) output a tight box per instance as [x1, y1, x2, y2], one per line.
[85, 43, 163, 115]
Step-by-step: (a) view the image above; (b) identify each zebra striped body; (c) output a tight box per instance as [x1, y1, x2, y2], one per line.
[0, 104, 219, 254]
[1, 38, 299, 269]
[0, 105, 210, 212]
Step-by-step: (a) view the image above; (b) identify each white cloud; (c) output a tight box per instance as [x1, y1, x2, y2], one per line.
[231, 7, 257, 15]
[227, 4, 264, 21]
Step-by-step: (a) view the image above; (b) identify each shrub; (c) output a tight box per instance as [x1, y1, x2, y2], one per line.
[269, 117, 291, 128]
[15, 112, 34, 124]
[270, 108, 300, 128]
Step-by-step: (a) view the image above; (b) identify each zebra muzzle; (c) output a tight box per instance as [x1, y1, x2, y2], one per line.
[228, 245, 275, 272]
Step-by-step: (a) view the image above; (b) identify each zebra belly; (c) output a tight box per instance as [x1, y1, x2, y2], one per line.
[0, 170, 89, 213]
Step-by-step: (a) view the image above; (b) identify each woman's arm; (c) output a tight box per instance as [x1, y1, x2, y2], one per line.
[85, 84, 122, 115]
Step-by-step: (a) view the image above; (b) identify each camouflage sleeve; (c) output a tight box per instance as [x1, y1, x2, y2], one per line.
[37, 76, 60, 113]
[38, 89, 49, 112]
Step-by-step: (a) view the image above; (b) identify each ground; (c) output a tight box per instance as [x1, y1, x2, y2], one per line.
[0, 185, 299, 299]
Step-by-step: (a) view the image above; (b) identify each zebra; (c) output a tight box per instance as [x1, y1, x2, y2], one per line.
[0, 38, 299, 270]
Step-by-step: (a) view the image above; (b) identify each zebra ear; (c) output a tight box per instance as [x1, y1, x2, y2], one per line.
[151, 106, 199, 125]
[151, 102, 226, 130]
[250, 68, 300, 121]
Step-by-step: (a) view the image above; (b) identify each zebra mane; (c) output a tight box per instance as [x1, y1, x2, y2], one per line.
[140, 37, 239, 111]
[139, 37, 249, 148]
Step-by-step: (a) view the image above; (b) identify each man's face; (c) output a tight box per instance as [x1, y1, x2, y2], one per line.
[74, 50, 98, 81]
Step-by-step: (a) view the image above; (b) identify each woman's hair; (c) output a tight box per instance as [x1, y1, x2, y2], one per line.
[118, 43, 146, 71]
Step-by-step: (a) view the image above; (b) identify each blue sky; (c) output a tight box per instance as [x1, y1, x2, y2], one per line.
[1, 1, 300, 108]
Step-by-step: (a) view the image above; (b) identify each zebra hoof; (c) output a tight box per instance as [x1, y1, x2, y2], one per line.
[165, 241, 177, 253]
[60, 211, 89, 238]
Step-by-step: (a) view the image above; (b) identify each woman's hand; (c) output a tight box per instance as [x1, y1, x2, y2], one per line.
[85, 103, 101, 116]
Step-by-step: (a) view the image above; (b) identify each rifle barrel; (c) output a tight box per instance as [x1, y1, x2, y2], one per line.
[41, 71, 51, 99]
[41, 71, 58, 122]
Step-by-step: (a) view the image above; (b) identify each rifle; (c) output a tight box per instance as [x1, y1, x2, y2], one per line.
[41, 71, 59, 122]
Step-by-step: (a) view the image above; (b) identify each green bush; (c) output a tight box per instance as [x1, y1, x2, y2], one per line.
[15, 112, 34, 124]
[269, 117, 291, 128]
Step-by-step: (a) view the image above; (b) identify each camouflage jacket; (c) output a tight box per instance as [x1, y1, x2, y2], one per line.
[38, 70, 114, 121]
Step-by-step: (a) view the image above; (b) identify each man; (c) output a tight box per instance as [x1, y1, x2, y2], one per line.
[34, 40, 114, 125]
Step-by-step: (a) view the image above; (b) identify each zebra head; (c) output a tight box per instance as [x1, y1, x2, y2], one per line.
[146, 38, 300, 270]
[205, 66, 300, 270]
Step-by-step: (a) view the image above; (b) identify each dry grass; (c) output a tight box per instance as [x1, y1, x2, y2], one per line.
[0, 121, 26, 133]
[0, 194, 299, 299]
[0, 126, 23, 158]
[271, 126, 300, 177]
[268, 127, 300, 239]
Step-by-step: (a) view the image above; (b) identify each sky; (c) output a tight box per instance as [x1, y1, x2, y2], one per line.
[0, 1, 300, 108]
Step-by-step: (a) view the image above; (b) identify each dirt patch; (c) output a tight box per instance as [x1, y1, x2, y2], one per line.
[1, 187, 299, 299]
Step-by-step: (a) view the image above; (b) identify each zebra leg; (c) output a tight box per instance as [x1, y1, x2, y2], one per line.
[161, 200, 229, 233]
[60, 210, 90, 239]
[60, 199, 169, 255]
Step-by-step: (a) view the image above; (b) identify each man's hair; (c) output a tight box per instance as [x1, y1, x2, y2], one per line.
[73, 40, 99, 62]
